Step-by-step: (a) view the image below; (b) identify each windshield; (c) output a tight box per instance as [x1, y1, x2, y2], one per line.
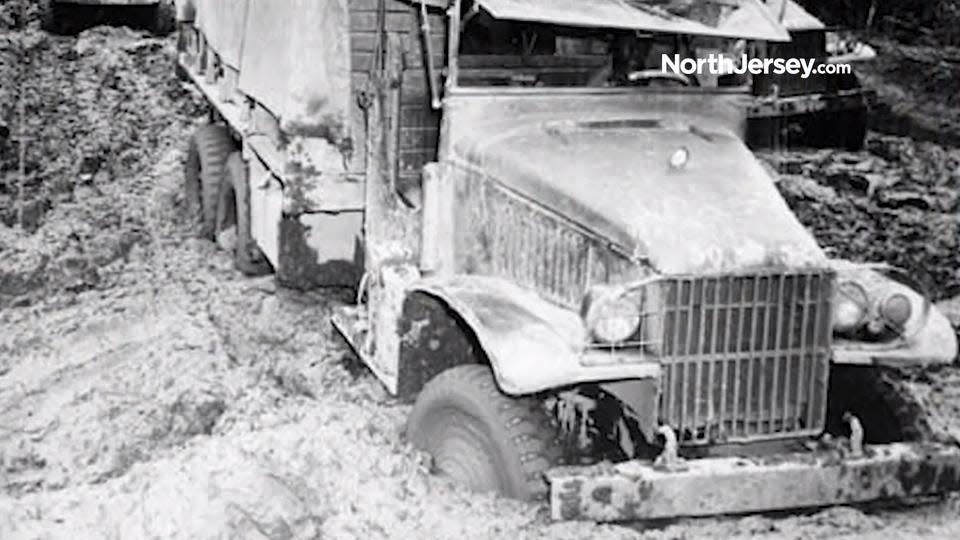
[456, 1, 754, 90]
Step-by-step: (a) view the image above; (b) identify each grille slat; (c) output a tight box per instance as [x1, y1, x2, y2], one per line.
[461, 178, 606, 307]
[744, 277, 760, 437]
[657, 271, 833, 445]
[784, 277, 801, 429]
[693, 280, 709, 431]
[770, 275, 786, 432]
[709, 278, 723, 429]
[730, 278, 747, 437]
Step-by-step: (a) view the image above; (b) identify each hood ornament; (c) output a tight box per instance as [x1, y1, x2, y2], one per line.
[668, 147, 690, 170]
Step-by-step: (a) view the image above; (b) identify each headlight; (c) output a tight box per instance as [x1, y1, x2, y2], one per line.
[584, 290, 642, 344]
[830, 263, 926, 341]
[833, 281, 869, 333]
[879, 292, 912, 329]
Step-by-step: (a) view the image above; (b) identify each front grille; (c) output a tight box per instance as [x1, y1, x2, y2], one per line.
[455, 175, 632, 307]
[655, 271, 833, 444]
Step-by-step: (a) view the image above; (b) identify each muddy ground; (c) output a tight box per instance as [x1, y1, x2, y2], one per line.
[2, 19, 960, 540]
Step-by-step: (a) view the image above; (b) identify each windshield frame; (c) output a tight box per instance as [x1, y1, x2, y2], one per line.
[442, 0, 753, 96]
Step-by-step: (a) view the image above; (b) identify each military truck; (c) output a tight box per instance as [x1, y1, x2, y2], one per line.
[175, 0, 960, 522]
[747, 0, 876, 149]
[41, 0, 175, 34]
[608, 0, 877, 150]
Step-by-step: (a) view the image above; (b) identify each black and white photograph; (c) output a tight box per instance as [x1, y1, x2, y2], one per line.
[1, 1, 960, 538]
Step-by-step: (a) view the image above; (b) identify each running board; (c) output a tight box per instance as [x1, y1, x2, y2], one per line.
[331, 304, 370, 362]
[548, 442, 960, 521]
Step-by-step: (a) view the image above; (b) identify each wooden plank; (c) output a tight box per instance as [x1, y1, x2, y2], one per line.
[399, 126, 438, 150]
[352, 53, 376, 73]
[403, 49, 447, 69]
[401, 69, 429, 90]
[400, 106, 441, 128]
[353, 52, 444, 73]
[350, 0, 417, 13]
[351, 72, 369, 88]
[353, 31, 446, 54]
[401, 89, 432, 106]
[350, 10, 443, 32]
[399, 147, 435, 162]
[400, 69, 436, 105]
[350, 0, 447, 13]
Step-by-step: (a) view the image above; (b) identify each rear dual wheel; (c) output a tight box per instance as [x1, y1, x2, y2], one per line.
[184, 126, 270, 275]
[185, 125, 233, 239]
[214, 153, 272, 276]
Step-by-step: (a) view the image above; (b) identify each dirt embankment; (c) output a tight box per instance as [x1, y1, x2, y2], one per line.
[0, 25, 204, 309]
[1, 16, 960, 540]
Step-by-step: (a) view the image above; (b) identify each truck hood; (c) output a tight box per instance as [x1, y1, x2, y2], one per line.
[450, 116, 826, 274]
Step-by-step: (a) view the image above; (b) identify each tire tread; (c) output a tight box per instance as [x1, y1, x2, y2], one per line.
[410, 365, 562, 500]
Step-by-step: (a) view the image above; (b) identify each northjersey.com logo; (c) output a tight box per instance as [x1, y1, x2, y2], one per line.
[662, 53, 852, 80]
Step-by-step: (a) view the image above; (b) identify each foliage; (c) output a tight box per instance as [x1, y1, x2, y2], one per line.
[800, 0, 960, 45]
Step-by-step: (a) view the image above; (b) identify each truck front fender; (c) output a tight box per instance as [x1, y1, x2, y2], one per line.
[400, 275, 659, 397]
[830, 262, 959, 367]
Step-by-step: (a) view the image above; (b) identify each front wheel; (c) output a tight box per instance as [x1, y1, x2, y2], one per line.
[406, 365, 562, 500]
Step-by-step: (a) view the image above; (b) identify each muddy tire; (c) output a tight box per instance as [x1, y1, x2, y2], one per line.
[406, 365, 561, 501]
[184, 125, 234, 239]
[215, 152, 272, 276]
[826, 365, 933, 443]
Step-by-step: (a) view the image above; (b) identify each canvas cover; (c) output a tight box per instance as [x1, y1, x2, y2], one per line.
[239, 0, 352, 149]
[189, 0, 354, 152]
[194, 0, 248, 69]
[475, 0, 791, 41]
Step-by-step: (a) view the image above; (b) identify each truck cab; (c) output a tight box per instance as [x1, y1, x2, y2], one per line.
[175, 0, 960, 522]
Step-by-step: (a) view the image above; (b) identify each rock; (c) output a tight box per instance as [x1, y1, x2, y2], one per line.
[875, 190, 935, 210]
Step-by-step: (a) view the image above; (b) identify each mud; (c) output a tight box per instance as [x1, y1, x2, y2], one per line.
[0, 24, 204, 308]
[761, 133, 960, 301]
[2, 13, 960, 540]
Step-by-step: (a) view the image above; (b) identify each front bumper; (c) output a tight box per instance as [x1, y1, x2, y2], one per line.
[547, 442, 960, 521]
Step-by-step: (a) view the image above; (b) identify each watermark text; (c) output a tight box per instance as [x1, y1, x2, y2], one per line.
[662, 54, 851, 79]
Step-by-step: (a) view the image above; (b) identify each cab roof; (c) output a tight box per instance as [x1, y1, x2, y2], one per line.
[423, 0, 791, 41]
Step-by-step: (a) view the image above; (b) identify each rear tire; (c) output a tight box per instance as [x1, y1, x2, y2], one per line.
[184, 125, 234, 239]
[406, 365, 561, 501]
[215, 152, 272, 276]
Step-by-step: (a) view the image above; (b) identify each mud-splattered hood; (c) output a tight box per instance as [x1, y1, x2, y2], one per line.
[450, 116, 826, 274]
